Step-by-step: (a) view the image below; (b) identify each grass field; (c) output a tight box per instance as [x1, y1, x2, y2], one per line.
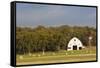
[16, 47, 96, 65]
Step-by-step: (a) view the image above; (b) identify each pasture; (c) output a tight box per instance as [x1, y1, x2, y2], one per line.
[16, 47, 96, 65]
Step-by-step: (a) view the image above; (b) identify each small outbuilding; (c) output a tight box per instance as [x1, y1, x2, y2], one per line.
[67, 37, 84, 51]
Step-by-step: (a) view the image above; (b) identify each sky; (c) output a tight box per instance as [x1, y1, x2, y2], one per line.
[16, 3, 96, 28]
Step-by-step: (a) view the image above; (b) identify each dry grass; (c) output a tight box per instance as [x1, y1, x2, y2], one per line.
[16, 47, 96, 65]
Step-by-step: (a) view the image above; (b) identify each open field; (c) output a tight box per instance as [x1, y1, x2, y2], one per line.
[16, 47, 96, 65]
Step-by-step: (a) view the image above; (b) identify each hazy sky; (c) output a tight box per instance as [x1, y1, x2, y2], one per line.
[16, 3, 96, 28]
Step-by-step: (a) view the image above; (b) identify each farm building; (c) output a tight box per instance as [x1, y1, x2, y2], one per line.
[67, 37, 84, 51]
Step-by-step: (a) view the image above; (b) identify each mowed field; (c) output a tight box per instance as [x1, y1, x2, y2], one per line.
[16, 47, 96, 65]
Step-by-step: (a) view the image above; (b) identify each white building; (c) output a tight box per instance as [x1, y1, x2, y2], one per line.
[67, 37, 84, 51]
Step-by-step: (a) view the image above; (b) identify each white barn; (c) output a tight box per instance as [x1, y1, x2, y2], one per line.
[67, 37, 84, 51]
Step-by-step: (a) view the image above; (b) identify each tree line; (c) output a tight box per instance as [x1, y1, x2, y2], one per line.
[16, 25, 96, 54]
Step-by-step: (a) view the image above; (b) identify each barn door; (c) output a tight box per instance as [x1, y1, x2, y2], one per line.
[73, 45, 77, 50]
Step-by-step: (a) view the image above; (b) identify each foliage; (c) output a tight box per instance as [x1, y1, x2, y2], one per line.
[16, 25, 96, 54]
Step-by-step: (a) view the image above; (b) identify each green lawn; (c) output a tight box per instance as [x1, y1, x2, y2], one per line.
[16, 48, 96, 65]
